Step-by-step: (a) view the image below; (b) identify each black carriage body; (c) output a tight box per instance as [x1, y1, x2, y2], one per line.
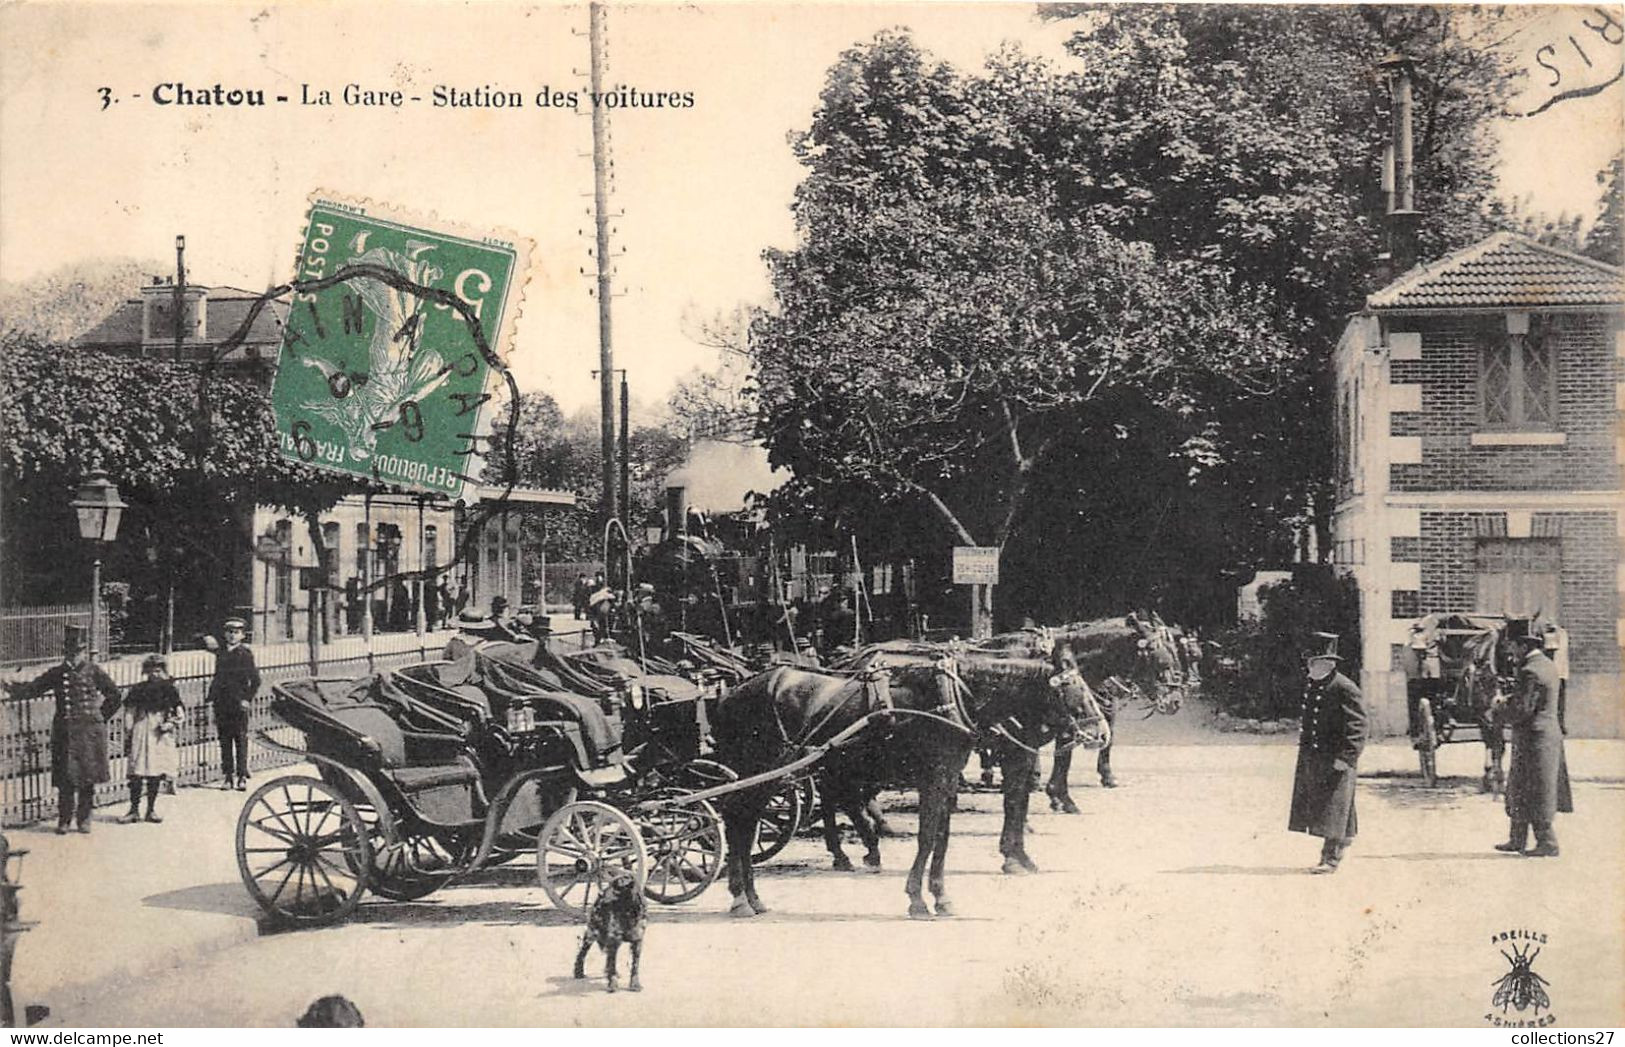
[1403, 613, 1514, 747]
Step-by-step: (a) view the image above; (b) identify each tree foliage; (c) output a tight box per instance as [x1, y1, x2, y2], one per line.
[0, 333, 360, 638]
[749, 10, 1517, 627]
[486, 390, 691, 561]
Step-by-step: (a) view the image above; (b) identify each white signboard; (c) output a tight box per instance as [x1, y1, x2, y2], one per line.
[952, 546, 1000, 585]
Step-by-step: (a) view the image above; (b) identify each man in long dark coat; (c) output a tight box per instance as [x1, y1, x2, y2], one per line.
[207, 617, 260, 791]
[6, 625, 120, 834]
[1288, 640, 1366, 873]
[1495, 632, 1572, 857]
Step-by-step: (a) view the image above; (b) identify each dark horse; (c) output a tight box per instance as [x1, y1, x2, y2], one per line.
[709, 654, 1102, 918]
[975, 618, 1184, 813]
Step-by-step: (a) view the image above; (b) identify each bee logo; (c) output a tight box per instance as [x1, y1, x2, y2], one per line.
[1491, 942, 1551, 1015]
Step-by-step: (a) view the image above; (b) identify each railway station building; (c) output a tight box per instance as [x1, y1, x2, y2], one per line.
[71, 274, 575, 647]
[1330, 233, 1624, 737]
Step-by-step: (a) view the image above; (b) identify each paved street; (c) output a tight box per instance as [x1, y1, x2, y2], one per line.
[16, 706, 1625, 1028]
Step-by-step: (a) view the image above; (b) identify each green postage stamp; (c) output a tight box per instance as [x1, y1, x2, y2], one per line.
[270, 196, 526, 498]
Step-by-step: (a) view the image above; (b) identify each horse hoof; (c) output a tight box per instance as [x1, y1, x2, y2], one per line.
[729, 899, 757, 918]
[606, 980, 618, 994]
[934, 900, 955, 918]
[831, 855, 854, 872]
[628, 980, 643, 993]
[862, 851, 882, 869]
[908, 901, 934, 920]
[748, 899, 770, 915]
[1001, 858, 1030, 876]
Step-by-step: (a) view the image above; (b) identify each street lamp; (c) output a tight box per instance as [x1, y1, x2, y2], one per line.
[70, 471, 126, 659]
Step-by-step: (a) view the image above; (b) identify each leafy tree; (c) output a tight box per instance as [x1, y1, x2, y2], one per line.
[1584, 153, 1625, 264]
[0, 333, 358, 645]
[486, 390, 691, 564]
[750, 12, 1516, 630]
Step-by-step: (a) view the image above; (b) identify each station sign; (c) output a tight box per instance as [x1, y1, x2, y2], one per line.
[952, 546, 1000, 585]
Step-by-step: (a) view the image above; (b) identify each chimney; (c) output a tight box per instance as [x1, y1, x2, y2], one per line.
[1378, 53, 1422, 278]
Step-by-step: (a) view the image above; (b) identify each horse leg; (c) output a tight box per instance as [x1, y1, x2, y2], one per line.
[905, 774, 940, 920]
[850, 787, 883, 869]
[820, 775, 854, 871]
[1046, 744, 1079, 814]
[1001, 747, 1038, 874]
[1098, 707, 1119, 787]
[928, 761, 958, 917]
[723, 803, 760, 918]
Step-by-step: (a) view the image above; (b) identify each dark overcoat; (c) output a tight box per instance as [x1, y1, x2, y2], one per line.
[207, 644, 260, 725]
[1288, 670, 1366, 839]
[14, 660, 121, 788]
[1503, 649, 1573, 825]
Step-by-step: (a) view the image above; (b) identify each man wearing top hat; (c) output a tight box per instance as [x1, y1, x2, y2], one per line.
[1288, 632, 1367, 873]
[1495, 629, 1573, 857]
[4, 625, 121, 833]
[205, 618, 260, 792]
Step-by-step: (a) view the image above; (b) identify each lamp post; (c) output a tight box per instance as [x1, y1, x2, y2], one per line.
[70, 471, 126, 660]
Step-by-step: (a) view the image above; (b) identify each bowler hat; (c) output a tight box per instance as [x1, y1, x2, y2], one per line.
[1511, 631, 1546, 647]
[62, 624, 89, 652]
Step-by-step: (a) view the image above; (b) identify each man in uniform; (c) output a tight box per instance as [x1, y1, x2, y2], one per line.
[206, 618, 260, 792]
[1288, 633, 1366, 873]
[5, 625, 120, 834]
[1495, 630, 1572, 857]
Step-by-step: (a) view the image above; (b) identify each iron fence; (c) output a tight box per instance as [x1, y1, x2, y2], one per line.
[0, 632, 453, 826]
[1, 605, 111, 665]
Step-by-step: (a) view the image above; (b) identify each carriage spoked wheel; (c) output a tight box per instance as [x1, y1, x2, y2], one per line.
[1415, 698, 1439, 788]
[537, 800, 648, 919]
[751, 777, 804, 865]
[236, 775, 372, 926]
[637, 794, 725, 904]
[369, 831, 465, 902]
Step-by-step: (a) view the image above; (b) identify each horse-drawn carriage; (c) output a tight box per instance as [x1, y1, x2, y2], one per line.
[1403, 612, 1518, 791]
[235, 648, 730, 927]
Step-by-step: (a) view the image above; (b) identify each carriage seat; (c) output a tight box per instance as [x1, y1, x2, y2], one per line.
[276, 678, 480, 791]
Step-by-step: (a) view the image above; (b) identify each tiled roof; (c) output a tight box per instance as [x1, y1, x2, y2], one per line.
[1367, 232, 1623, 311]
[76, 286, 288, 349]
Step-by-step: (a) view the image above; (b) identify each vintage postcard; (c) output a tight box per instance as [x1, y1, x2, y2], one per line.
[0, 0, 1621, 1032]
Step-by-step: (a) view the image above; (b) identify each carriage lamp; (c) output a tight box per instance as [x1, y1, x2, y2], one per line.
[642, 510, 664, 547]
[70, 471, 127, 658]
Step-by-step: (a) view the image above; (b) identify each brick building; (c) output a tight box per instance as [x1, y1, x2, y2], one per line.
[1331, 233, 1623, 737]
[74, 275, 574, 644]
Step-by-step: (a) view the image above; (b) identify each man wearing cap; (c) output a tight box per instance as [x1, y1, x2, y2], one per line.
[1495, 631, 1573, 857]
[4, 625, 121, 834]
[1288, 634, 1367, 873]
[206, 618, 260, 791]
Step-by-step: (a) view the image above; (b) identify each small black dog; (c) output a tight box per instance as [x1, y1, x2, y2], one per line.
[573, 870, 647, 993]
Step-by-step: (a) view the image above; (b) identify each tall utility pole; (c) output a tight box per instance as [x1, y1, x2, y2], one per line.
[589, 1, 617, 529]
[173, 235, 186, 363]
[619, 370, 630, 527]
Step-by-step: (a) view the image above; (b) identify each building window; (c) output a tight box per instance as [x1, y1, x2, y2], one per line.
[1475, 538, 1561, 619]
[321, 521, 341, 586]
[1481, 319, 1557, 430]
